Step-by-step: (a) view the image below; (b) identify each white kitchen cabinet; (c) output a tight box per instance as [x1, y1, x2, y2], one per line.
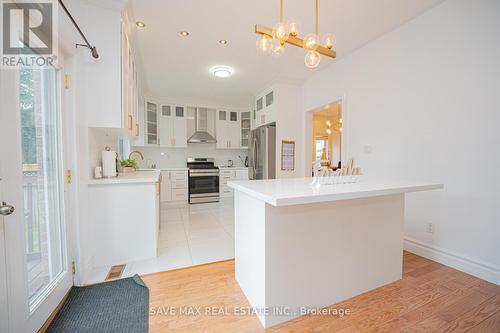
[160, 170, 188, 202]
[87, 179, 160, 267]
[216, 110, 241, 149]
[219, 168, 249, 198]
[240, 111, 251, 148]
[159, 105, 187, 148]
[254, 89, 276, 128]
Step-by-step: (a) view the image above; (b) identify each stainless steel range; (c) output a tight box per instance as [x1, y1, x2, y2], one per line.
[187, 158, 220, 204]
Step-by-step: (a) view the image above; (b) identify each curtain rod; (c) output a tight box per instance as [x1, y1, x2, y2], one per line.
[58, 0, 99, 58]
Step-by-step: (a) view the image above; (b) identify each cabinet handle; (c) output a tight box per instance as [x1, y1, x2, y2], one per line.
[128, 114, 133, 130]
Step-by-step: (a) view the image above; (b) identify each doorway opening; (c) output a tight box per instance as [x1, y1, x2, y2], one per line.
[305, 100, 343, 176]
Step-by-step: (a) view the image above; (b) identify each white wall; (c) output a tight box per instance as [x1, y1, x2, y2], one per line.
[274, 83, 304, 178]
[302, 0, 500, 283]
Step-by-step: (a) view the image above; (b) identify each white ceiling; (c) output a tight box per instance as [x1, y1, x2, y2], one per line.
[128, 0, 444, 107]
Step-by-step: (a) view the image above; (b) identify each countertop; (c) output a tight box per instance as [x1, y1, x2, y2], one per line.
[227, 178, 444, 206]
[88, 170, 161, 185]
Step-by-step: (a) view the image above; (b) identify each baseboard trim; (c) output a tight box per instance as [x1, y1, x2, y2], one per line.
[404, 237, 500, 285]
[38, 291, 70, 333]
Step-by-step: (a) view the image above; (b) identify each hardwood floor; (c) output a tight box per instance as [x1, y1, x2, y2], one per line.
[142, 252, 500, 332]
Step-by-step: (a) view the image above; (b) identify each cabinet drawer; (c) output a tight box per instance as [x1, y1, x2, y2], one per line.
[170, 174, 187, 182]
[170, 171, 187, 177]
[171, 188, 187, 201]
[220, 185, 233, 197]
[171, 180, 186, 189]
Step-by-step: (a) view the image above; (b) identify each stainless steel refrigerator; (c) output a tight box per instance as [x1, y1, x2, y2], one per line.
[248, 125, 276, 180]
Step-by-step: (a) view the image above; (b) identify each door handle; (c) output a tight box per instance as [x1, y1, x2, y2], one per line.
[0, 202, 15, 216]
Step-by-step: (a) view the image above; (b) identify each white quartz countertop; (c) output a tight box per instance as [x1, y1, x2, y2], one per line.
[227, 178, 444, 206]
[88, 170, 161, 185]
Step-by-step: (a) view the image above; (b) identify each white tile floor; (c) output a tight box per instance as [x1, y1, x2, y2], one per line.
[84, 199, 235, 285]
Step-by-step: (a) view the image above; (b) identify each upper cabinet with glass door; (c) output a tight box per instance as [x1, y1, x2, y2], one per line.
[158, 105, 187, 148]
[254, 89, 275, 128]
[240, 111, 251, 148]
[145, 100, 158, 145]
[216, 110, 241, 149]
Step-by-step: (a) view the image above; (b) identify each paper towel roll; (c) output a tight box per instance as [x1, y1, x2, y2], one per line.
[102, 149, 117, 178]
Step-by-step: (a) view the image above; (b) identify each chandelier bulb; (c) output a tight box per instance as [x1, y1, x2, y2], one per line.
[305, 50, 321, 68]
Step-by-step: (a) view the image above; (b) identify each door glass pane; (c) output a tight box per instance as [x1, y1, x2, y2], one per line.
[19, 66, 65, 307]
[219, 110, 226, 121]
[162, 105, 171, 116]
[175, 106, 184, 117]
[266, 91, 274, 107]
[256, 98, 263, 111]
[146, 102, 157, 144]
[230, 112, 237, 121]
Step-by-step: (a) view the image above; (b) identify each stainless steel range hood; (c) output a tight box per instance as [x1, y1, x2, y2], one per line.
[187, 107, 217, 143]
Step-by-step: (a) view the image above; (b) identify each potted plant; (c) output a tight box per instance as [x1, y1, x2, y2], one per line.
[120, 159, 138, 173]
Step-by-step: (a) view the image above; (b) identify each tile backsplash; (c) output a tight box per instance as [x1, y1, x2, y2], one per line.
[131, 144, 248, 169]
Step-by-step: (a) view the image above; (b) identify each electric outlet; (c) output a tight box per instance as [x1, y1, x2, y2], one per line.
[426, 223, 435, 234]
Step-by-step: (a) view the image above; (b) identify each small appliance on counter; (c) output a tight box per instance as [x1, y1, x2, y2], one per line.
[94, 166, 103, 179]
[227, 159, 234, 167]
[187, 158, 219, 204]
[102, 146, 118, 178]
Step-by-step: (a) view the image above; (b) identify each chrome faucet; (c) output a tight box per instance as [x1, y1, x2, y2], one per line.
[129, 150, 144, 160]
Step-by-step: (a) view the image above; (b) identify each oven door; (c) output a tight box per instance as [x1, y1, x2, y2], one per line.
[188, 172, 220, 203]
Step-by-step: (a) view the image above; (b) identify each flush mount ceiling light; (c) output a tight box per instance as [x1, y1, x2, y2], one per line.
[136, 21, 146, 28]
[255, 0, 336, 68]
[211, 66, 233, 78]
[219, 39, 228, 45]
[180, 31, 189, 37]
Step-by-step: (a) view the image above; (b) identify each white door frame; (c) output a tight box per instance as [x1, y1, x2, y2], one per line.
[0, 59, 73, 332]
[304, 93, 348, 177]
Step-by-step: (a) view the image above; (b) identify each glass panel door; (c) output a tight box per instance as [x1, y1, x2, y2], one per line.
[146, 101, 158, 144]
[19, 66, 66, 307]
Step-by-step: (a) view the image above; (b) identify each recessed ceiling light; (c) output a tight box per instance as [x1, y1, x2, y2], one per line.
[136, 21, 146, 28]
[219, 39, 228, 45]
[180, 31, 189, 37]
[211, 66, 233, 78]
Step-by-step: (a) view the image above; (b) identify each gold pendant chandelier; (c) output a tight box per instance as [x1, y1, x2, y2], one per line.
[255, 0, 336, 68]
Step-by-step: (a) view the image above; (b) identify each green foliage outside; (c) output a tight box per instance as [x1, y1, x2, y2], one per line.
[20, 67, 37, 165]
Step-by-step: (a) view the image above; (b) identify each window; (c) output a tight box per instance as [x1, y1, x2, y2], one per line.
[315, 138, 328, 161]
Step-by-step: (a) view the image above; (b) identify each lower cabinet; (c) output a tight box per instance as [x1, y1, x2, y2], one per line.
[220, 168, 249, 198]
[160, 170, 188, 202]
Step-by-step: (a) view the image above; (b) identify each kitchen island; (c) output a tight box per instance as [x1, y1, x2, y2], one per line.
[227, 178, 443, 328]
